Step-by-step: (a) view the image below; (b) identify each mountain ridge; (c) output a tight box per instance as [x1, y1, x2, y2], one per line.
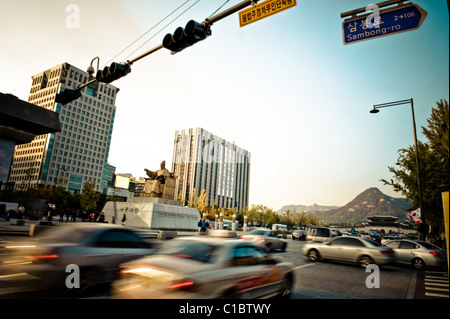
[278, 187, 412, 224]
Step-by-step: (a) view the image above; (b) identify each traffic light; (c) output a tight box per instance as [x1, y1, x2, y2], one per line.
[96, 62, 131, 84]
[163, 20, 211, 54]
[55, 88, 82, 105]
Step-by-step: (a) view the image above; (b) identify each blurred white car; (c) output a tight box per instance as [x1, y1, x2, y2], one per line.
[384, 239, 447, 270]
[240, 228, 287, 251]
[302, 236, 395, 267]
[112, 236, 295, 299]
[13, 223, 156, 291]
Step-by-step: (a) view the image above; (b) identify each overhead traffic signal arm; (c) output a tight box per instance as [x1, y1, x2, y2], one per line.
[161, 0, 260, 54]
[55, 88, 82, 105]
[56, 0, 261, 105]
[55, 62, 132, 105]
[162, 20, 211, 54]
[96, 62, 131, 84]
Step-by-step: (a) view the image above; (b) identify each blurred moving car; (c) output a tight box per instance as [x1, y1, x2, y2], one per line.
[14, 223, 156, 291]
[240, 228, 287, 251]
[384, 239, 447, 270]
[305, 226, 341, 243]
[112, 236, 295, 299]
[292, 230, 307, 240]
[302, 236, 395, 267]
[380, 235, 396, 245]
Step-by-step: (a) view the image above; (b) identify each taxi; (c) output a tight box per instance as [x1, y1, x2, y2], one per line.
[112, 232, 295, 299]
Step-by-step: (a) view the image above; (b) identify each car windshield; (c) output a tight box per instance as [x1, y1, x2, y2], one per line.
[38, 226, 99, 243]
[157, 240, 219, 263]
[249, 230, 268, 236]
[361, 238, 382, 246]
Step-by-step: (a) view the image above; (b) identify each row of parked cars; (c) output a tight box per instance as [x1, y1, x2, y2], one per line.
[300, 226, 447, 271]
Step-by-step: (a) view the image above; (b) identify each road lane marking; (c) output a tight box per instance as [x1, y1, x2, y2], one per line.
[293, 263, 316, 270]
[425, 286, 449, 292]
[0, 272, 28, 279]
[425, 292, 449, 298]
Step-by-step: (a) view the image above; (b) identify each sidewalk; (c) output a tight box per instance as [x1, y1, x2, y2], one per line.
[0, 218, 39, 236]
[0, 218, 200, 238]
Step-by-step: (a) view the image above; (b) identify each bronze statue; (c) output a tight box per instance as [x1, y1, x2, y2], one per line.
[143, 161, 171, 196]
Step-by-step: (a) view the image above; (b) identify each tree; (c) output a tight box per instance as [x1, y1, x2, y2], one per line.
[79, 181, 100, 213]
[382, 100, 449, 234]
[197, 189, 208, 216]
[247, 204, 279, 227]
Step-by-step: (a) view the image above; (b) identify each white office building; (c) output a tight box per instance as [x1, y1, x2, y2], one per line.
[172, 128, 250, 211]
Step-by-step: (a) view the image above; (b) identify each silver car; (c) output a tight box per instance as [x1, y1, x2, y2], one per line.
[13, 223, 156, 291]
[112, 236, 295, 299]
[302, 236, 395, 267]
[240, 228, 287, 251]
[384, 239, 447, 270]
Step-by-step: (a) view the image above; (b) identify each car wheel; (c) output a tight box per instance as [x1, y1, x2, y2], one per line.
[307, 249, 320, 262]
[223, 287, 239, 299]
[266, 243, 272, 251]
[278, 273, 293, 299]
[412, 258, 426, 271]
[357, 255, 373, 268]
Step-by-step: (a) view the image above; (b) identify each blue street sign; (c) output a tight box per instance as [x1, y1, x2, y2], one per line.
[342, 4, 427, 45]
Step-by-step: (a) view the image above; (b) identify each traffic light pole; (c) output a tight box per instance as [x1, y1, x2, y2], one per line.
[206, 0, 259, 25]
[58, 0, 260, 104]
[127, 44, 163, 65]
[125, 0, 259, 65]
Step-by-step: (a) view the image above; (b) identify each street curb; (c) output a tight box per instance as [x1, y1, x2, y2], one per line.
[406, 269, 417, 299]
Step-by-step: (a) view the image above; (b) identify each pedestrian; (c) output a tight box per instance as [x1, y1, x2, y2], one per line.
[198, 219, 202, 232]
[122, 213, 127, 225]
[201, 219, 207, 232]
[71, 210, 77, 222]
[99, 211, 105, 223]
[18, 204, 25, 219]
[59, 211, 64, 222]
[89, 212, 93, 222]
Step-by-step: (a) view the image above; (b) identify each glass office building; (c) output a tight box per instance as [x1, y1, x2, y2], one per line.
[8, 63, 118, 193]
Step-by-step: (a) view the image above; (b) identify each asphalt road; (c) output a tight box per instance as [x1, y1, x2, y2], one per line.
[1, 235, 443, 300]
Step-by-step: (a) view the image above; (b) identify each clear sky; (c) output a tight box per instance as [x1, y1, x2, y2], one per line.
[1, 0, 448, 210]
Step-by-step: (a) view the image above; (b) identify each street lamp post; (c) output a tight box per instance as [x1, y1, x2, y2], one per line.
[370, 98, 423, 216]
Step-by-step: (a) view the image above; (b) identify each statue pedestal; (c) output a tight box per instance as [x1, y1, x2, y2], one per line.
[102, 197, 199, 231]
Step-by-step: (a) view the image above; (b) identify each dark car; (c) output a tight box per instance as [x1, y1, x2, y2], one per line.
[368, 231, 382, 243]
[292, 230, 307, 240]
[13, 223, 156, 291]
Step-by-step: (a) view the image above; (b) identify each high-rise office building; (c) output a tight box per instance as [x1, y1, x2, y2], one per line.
[8, 62, 119, 193]
[172, 128, 251, 211]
